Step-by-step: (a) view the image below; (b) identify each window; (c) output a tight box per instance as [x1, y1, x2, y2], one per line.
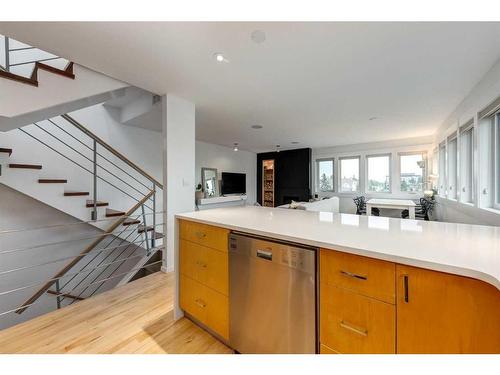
[478, 116, 494, 208]
[459, 124, 474, 204]
[399, 152, 425, 192]
[447, 136, 458, 199]
[339, 157, 360, 192]
[366, 154, 391, 193]
[316, 158, 334, 192]
[495, 113, 500, 209]
[438, 143, 446, 196]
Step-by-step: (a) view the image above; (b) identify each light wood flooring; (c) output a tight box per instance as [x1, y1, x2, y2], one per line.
[0, 272, 233, 354]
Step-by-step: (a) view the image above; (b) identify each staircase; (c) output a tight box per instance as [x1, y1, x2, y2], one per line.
[0, 34, 128, 132]
[0, 34, 163, 329]
[0, 113, 164, 322]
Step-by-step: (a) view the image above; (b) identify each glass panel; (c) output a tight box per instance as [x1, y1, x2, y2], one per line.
[497, 114, 500, 205]
[340, 157, 359, 192]
[447, 138, 458, 199]
[438, 145, 446, 196]
[460, 128, 473, 203]
[400, 154, 424, 192]
[317, 159, 334, 192]
[367, 155, 390, 192]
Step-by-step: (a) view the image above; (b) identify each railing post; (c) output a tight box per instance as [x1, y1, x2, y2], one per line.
[92, 139, 98, 221]
[141, 203, 150, 256]
[4, 37, 9, 72]
[55, 279, 61, 309]
[152, 184, 156, 249]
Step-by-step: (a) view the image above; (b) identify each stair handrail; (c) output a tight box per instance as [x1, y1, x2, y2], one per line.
[15, 190, 155, 314]
[61, 114, 163, 189]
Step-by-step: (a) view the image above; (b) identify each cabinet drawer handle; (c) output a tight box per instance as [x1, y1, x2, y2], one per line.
[403, 275, 409, 303]
[340, 270, 367, 280]
[195, 231, 207, 239]
[195, 299, 206, 308]
[339, 320, 368, 336]
[196, 260, 208, 268]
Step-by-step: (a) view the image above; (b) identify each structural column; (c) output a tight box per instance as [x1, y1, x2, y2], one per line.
[161, 94, 195, 319]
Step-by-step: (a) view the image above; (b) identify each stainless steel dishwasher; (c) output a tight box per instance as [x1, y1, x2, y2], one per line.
[229, 232, 317, 354]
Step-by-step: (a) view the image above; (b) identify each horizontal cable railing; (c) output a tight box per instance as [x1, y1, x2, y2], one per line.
[0, 212, 165, 320]
[1, 35, 69, 78]
[1, 113, 164, 325]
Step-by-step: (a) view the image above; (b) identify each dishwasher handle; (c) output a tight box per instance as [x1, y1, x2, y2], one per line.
[256, 249, 273, 261]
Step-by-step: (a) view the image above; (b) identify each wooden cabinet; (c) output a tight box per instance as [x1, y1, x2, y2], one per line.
[179, 220, 230, 340]
[320, 249, 396, 354]
[396, 265, 500, 354]
[320, 249, 395, 304]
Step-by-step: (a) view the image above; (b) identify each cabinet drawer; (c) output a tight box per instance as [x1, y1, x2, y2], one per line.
[179, 220, 229, 252]
[320, 249, 395, 304]
[180, 239, 228, 295]
[320, 284, 395, 354]
[179, 275, 229, 340]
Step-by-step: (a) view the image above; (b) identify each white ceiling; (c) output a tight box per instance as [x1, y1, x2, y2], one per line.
[1, 22, 500, 152]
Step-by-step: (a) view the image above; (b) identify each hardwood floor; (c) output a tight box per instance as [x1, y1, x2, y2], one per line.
[0, 272, 233, 354]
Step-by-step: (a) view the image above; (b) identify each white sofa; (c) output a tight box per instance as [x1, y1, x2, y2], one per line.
[278, 196, 340, 213]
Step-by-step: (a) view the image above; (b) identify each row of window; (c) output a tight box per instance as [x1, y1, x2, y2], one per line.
[437, 109, 500, 211]
[316, 152, 425, 194]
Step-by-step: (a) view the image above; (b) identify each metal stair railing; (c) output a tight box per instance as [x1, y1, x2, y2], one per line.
[5, 114, 164, 316]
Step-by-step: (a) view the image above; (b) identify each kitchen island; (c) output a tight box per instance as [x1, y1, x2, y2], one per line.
[175, 206, 500, 354]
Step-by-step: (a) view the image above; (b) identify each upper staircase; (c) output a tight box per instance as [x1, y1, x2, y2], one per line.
[0, 34, 128, 132]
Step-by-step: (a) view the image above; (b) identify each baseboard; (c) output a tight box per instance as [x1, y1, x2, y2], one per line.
[161, 265, 174, 273]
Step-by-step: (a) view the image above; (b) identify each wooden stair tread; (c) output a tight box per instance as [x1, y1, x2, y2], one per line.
[138, 225, 154, 233]
[0, 148, 13, 156]
[86, 200, 109, 208]
[36, 62, 75, 79]
[0, 61, 74, 86]
[138, 225, 163, 240]
[39, 179, 68, 184]
[105, 208, 126, 217]
[46, 290, 85, 301]
[9, 163, 42, 170]
[64, 191, 89, 196]
[123, 219, 141, 226]
[0, 69, 38, 86]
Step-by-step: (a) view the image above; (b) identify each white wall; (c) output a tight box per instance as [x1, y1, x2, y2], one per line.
[0, 64, 128, 132]
[195, 141, 257, 205]
[1, 102, 164, 231]
[434, 58, 500, 226]
[162, 95, 195, 320]
[312, 136, 434, 215]
[0, 184, 144, 330]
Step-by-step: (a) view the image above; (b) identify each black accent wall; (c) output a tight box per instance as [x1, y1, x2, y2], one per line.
[257, 148, 312, 206]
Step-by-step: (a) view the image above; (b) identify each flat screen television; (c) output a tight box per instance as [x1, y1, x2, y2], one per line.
[221, 172, 246, 195]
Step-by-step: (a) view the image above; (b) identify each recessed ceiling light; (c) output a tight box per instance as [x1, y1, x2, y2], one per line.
[291, 141, 299, 144]
[251, 125, 263, 129]
[214, 53, 228, 63]
[251, 30, 266, 44]
[233, 143, 239, 152]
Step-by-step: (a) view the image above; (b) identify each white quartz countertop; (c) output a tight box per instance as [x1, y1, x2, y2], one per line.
[176, 206, 500, 290]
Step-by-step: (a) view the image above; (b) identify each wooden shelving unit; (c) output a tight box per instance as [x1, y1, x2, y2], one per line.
[262, 159, 275, 207]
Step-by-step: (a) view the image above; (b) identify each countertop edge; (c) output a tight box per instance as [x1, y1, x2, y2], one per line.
[176, 214, 500, 291]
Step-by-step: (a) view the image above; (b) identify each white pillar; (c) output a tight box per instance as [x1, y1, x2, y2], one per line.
[161, 94, 195, 319]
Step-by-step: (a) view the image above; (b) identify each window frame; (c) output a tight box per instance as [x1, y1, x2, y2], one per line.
[494, 112, 500, 210]
[338, 155, 361, 193]
[316, 157, 335, 193]
[398, 151, 427, 194]
[459, 121, 474, 204]
[446, 134, 458, 200]
[438, 142, 447, 197]
[365, 153, 392, 194]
